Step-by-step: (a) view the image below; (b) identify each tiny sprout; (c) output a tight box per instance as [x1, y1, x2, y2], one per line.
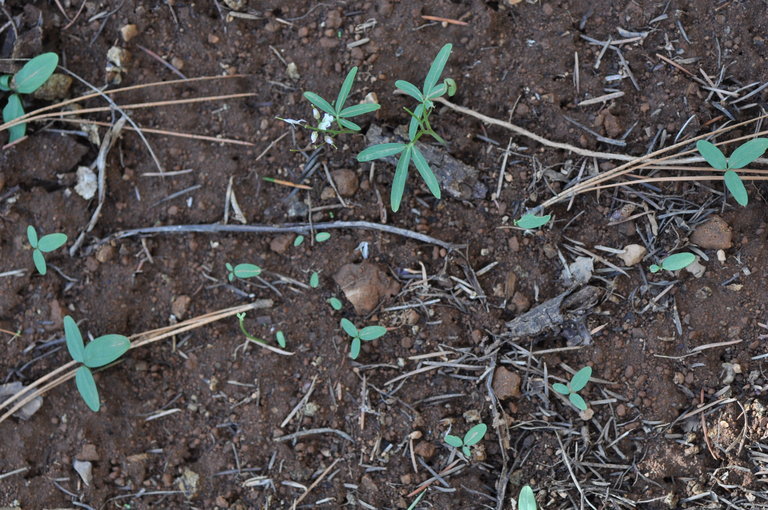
[552, 366, 591, 411]
[697, 138, 768, 207]
[340, 318, 387, 359]
[518, 485, 537, 510]
[648, 252, 695, 274]
[27, 225, 67, 275]
[328, 297, 343, 310]
[236, 312, 266, 345]
[294, 235, 305, 247]
[315, 232, 331, 242]
[309, 271, 320, 288]
[2, 53, 59, 142]
[514, 214, 551, 229]
[444, 423, 488, 458]
[226, 262, 262, 282]
[276, 331, 286, 348]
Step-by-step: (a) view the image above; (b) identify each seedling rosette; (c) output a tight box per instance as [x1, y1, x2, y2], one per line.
[553, 366, 591, 411]
[444, 422, 488, 458]
[697, 138, 768, 207]
[27, 225, 67, 275]
[2, 53, 59, 142]
[649, 252, 695, 274]
[340, 318, 387, 359]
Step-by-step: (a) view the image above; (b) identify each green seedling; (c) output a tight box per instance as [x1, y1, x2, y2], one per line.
[275, 331, 286, 348]
[649, 252, 695, 273]
[357, 43, 456, 212]
[315, 232, 331, 242]
[226, 262, 261, 282]
[515, 213, 551, 229]
[553, 366, 591, 411]
[697, 138, 768, 207]
[309, 271, 320, 288]
[2, 53, 58, 142]
[64, 315, 130, 412]
[340, 318, 386, 359]
[327, 297, 343, 310]
[518, 485, 537, 510]
[294, 235, 305, 247]
[444, 422, 488, 458]
[27, 225, 67, 275]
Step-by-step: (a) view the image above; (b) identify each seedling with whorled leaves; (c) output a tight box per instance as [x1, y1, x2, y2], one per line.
[697, 138, 768, 207]
[340, 318, 386, 359]
[444, 423, 487, 459]
[27, 225, 67, 275]
[64, 315, 130, 412]
[2, 53, 59, 142]
[553, 366, 591, 411]
[649, 252, 695, 274]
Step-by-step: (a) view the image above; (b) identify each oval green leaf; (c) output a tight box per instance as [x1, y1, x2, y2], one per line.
[462, 445, 471, 457]
[724, 169, 748, 206]
[552, 382, 570, 395]
[32, 249, 46, 275]
[444, 434, 463, 448]
[649, 264, 661, 273]
[359, 325, 387, 341]
[315, 232, 331, 242]
[426, 82, 447, 100]
[338, 117, 361, 131]
[339, 103, 380, 118]
[515, 214, 551, 229]
[0, 75, 10, 91]
[340, 318, 358, 338]
[569, 392, 587, 411]
[390, 146, 412, 212]
[357, 142, 406, 162]
[423, 44, 452, 95]
[445, 78, 457, 97]
[82, 334, 131, 368]
[696, 139, 727, 170]
[276, 331, 286, 348]
[411, 145, 441, 199]
[660, 252, 696, 271]
[64, 315, 85, 363]
[37, 233, 67, 252]
[463, 423, 487, 446]
[75, 366, 100, 412]
[335, 66, 357, 111]
[349, 337, 361, 359]
[3, 93, 26, 142]
[294, 235, 305, 246]
[12, 53, 58, 94]
[395, 80, 424, 102]
[303, 91, 335, 116]
[569, 366, 592, 392]
[27, 225, 38, 248]
[309, 271, 319, 288]
[234, 263, 261, 279]
[518, 486, 537, 510]
[727, 138, 768, 169]
[328, 297, 343, 310]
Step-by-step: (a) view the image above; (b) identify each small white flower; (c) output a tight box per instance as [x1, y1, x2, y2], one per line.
[324, 135, 335, 147]
[310, 131, 319, 143]
[318, 113, 333, 131]
[312, 108, 320, 120]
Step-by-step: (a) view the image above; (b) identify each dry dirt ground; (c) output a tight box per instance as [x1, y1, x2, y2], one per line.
[1, 1, 768, 509]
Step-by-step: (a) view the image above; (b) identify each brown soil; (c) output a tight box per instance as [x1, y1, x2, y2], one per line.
[2, 1, 768, 509]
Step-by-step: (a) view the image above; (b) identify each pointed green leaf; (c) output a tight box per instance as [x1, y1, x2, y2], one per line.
[83, 334, 131, 368]
[724, 170, 748, 206]
[357, 142, 406, 162]
[75, 366, 100, 412]
[696, 140, 727, 170]
[427, 82, 448, 99]
[339, 103, 380, 118]
[309, 271, 319, 288]
[727, 138, 768, 169]
[395, 80, 424, 102]
[338, 118, 361, 131]
[3, 94, 26, 142]
[390, 145, 412, 212]
[335, 66, 358, 111]
[233, 263, 261, 279]
[518, 486, 537, 510]
[569, 366, 592, 392]
[359, 326, 387, 341]
[32, 249, 46, 275]
[37, 233, 67, 252]
[423, 44, 452, 94]
[569, 393, 587, 411]
[328, 297, 343, 310]
[276, 331, 286, 348]
[552, 383, 570, 395]
[660, 252, 696, 271]
[0, 75, 10, 91]
[444, 434, 463, 448]
[408, 103, 425, 141]
[463, 423, 487, 446]
[63, 316, 85, 363]
[27, 225, 38, 248]
[515, 214, 551, 229]
[340, 318, 358, 338]
[12, 53, 58, 94]
[349, 337, 361, 359]
[315, 232, 331, 242]
[303, 91, 335, 116]
[411, 146, 441, 198]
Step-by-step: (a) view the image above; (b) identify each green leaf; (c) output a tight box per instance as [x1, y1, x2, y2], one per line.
[518, 486, 537, 510]
[309, 271, 319, 288]
[37, 233, 67, 252]
[696, 140, 727, 170]
[349, 337, 361, 359]
[27, 225, 38, 248]
[395, 80, 424, 102]
[12, 53, 58, 94]
[294, 235, 305, 246]
[328, 297, 343, 310]
[408, 103, 425, 141]
[32, 249, 46, 275]
[340, 318, 358, 338]
[727, 138, 768, 169]
[339, 103, 380, 117]
[444, 434, 463, 448]
[3, 94, 26, 142]
[569, 393, 587, 411]
[426, 82, 448, 99]
[225, 262, 233, 272]
[649, 264, 661, 273]
[359, 325, 387, 341]
[390, 145, 412, 212]
[462, 445, 471, 457]
[445, 78, 457, 97]
[724, 169, 748, 206]
[338, 118, 361, 131]
[335, 66, 358, 111]
[423, 44, 452, 95]
[315, 232, 331, 242]
[552, 383, 570, 395]
[233, 263, 261, 279]
[0, 75, 10, 91]
[276, 331, 286, 348]
[303, 91, 335, 116]
[227, 272, 234, 282]
[411, 145, 441, 199]
[83, 334, 131, 368]
[515, 214, 551, 229]
[463, 423, 487, 446]
[63, 315, 85, 363]
[75, 366, 100, 412]
[569, 366, 592, 392]
[357, 142, 406, 162]
[660, 252, 696, 271]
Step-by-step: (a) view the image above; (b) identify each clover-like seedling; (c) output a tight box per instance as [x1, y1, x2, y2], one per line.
[27, 225, 67, 275]
[340, 318, 386, 359]
[697, 138, 768, 207]
[357, 43, 457, 212]
[649, 252, 695, 274]
[64, 315, 130, 412]
[515, 213, 551, 230]
[2, 53, 59, 142]
[444, 423, 488, 458]
[226, 262, 261, 282]
[552, 366, 591, 411]
[518, 485, 537, 510]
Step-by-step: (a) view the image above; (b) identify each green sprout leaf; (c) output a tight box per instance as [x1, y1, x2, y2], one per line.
[12, 53, 58, 94]
[75, 366, 100, 412]
[569, 366, 592, 392]
[569, 393, 587, 411]
[338, 118, 361, 131]
[315, 232, 331, 242]
[515, 214, 551, 229]
[340, 318, 358, 338]
[357, 142, 406, 162]
[463, 423, 487, 446]
[724, 170, 748, 206]
[294, 235, 305, 246]
[303, 91, 335, 116]
[395, 80, 424, 102]
[328, 297, 343, 310]
[408, 103, 425, 141]
[32, 249, 46, 275]
[423, 44, 452, 95]
[335, 66, 358, 111]
[233, 263, 261, 279]
[359, 325, 387, 341]
[309, 271, 320, 288]
[0, 75, 10, 91]
[339, 103, 380, 118]
[696, 140, 727, 170]
[349, 337, 361, 359]
[390, 145, 413, 212]
[225, 262, 233, 272]
[26, 225, 38, 248]
[37, 233, 67, 252]
[649, 264, 661, 273]
[552, 383, 570, 395]
[426, 82, 448, 99]
[82, 334, 131, 368]
[3, 93, 26, 142]
[276, 331, 286, 348]
[444, 78, 457, 97]
[444, 434, 463, 448]
[518, 486, 537, 510]
[63, 315, 85, 363]
[411, 145, 441, 198]
[659, 252, 696, 272]
[462, 445, 471, 457]
[727, 138, 768, 169]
